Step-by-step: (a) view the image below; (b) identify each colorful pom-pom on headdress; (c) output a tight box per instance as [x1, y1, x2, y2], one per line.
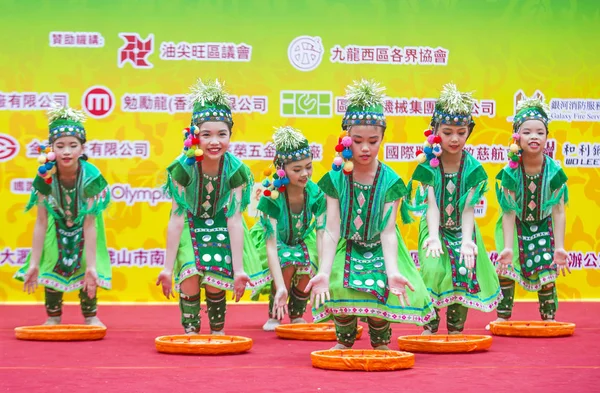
[334, 79, 387, 175]
[415, 129, 443, 168]
[261, 126, 311, 199]
[36, 144, 57, 184]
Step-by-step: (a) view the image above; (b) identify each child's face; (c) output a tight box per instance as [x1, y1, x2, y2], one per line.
[518, 120, 547, 156]
[436, 124, 469, 154]
[284, 157, 313, 189]
[348, 125, 383, 167]
[52, 136, 84, 170]
[198, 121, 231, 162]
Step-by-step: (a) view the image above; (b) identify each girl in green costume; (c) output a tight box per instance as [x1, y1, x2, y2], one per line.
[406, 84, 501, 335]
[491, 96, 569, 325]
[15, 104, 111, 327]
[307, 80, 435, 350]
[250, 126, 326, 331]
[156, 79, 266, 335]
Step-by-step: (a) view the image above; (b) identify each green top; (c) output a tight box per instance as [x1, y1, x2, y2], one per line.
[257, 180, 325, 243]
[495, 155, 568, 221]
[25, 160, 110, 223]
[165, 151, 253, 218]
[318, 162, 408, 242]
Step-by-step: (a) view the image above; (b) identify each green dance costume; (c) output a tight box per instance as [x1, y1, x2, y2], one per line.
[312, 79, 435, 348]
[14, 105, 111, 318]
[251, 180, 325, 319]
[164, 79, 266, 333]
[407, 84, 501, 333]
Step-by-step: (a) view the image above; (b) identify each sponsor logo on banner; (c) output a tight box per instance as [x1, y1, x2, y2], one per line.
[49, 32, 105, 47]
[280, 90, 332, 117]
[118, 33, 154, 68]
[111, 184, 170, 206]
[288, 36, 324, 71]
[510, 90, 600, 123]
[10, 178, 33, 194]
[121, 94, 267, 114]
[384, 141, 556, 162]
[160, 42, 252, 62]
[336, 96, 495, 117]
[562, 142, 600, 168]
[82, 86, 115, 118]
[26, 139, 150, 159]
[0, 133, 19, 162]
[330, 45, 449, 65]
[0, 92, 69, 111]
[228, 142, 323, 161]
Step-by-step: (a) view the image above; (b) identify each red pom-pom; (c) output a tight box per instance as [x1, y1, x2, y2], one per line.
[195, 155, 204, 162]
[278, 186, 286, 192]
[424, 129, 433, 137]
[415, 149, 424, 156]
[44, 178, 52, 184]
[191, 137, 200, 145]
[343, 169, 352, 175]
[263, 189, 272, 197]
[335, 144, 344, 153]
[433, 135, 442, 144]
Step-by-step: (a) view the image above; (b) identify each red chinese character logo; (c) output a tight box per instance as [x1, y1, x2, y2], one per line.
[82, 86, 115, 118]
[0, 133, 20, 162]
[118, 33, 154, 68]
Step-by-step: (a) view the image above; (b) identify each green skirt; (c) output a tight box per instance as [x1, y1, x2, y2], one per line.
[14, 215, 112, 292]
[174, 209, 268, 292]
[249, 221, 318, 297]
[312, 227, 435, 325]
[494, 215, 558, 292]
[418, 219, 501, 311]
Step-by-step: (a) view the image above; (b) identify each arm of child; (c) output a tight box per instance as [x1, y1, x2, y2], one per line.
[227, 186, 252, 302]
[381, 200, 414, 307]
[82, 199, 99, 299]
[156, 182, 185, 299]
[23, 195, 48, 294]
[305, 196, 339, 309]
[265, 216, 287, 319]
[460, 189, 477, 269]
[423, 185, 444, 258]
[497, 188, 516, 273]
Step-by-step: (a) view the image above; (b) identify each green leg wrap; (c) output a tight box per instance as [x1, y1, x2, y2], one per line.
[367, 317, 392, 347]
[497, 278, 515, 319]
[206, 290, 227, 332]
[288, 285, 309, 319]
[424, 307, 440, 333]
[79, 289, 98, 318]
[446, 303, 468, 333]
[179, 292, 201, 334]
[45, 287, 64, 317]
[538, 283, 557, 320]
[333, 315, 358, 347]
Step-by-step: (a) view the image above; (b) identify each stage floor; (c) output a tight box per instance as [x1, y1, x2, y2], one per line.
[1, 302, 599, 392]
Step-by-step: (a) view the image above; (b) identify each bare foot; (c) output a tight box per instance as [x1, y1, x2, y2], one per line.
[84, 316, 106, 328]
[486, 317, 508, 330]
[373, 345, 390, 350]
[290, 317, 307, 324]
[421, 329, 435, 336]
[330, 343, 352, 350]
[211, 330, 225, 336]
[262, 318, 281, 331]
[448, 330, 463, 335]
[185, 331, 199, 335]
[43, 316, 61, 326]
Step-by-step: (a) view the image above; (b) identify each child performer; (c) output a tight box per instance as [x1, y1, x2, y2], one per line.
[407, 83, 501, 335]
[493, 96, 569, 324]
[307, 79, 435, 350]
[156, 79, 264, 334]
[15, 104, 111, 327]
[251, 126, 325, 331]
